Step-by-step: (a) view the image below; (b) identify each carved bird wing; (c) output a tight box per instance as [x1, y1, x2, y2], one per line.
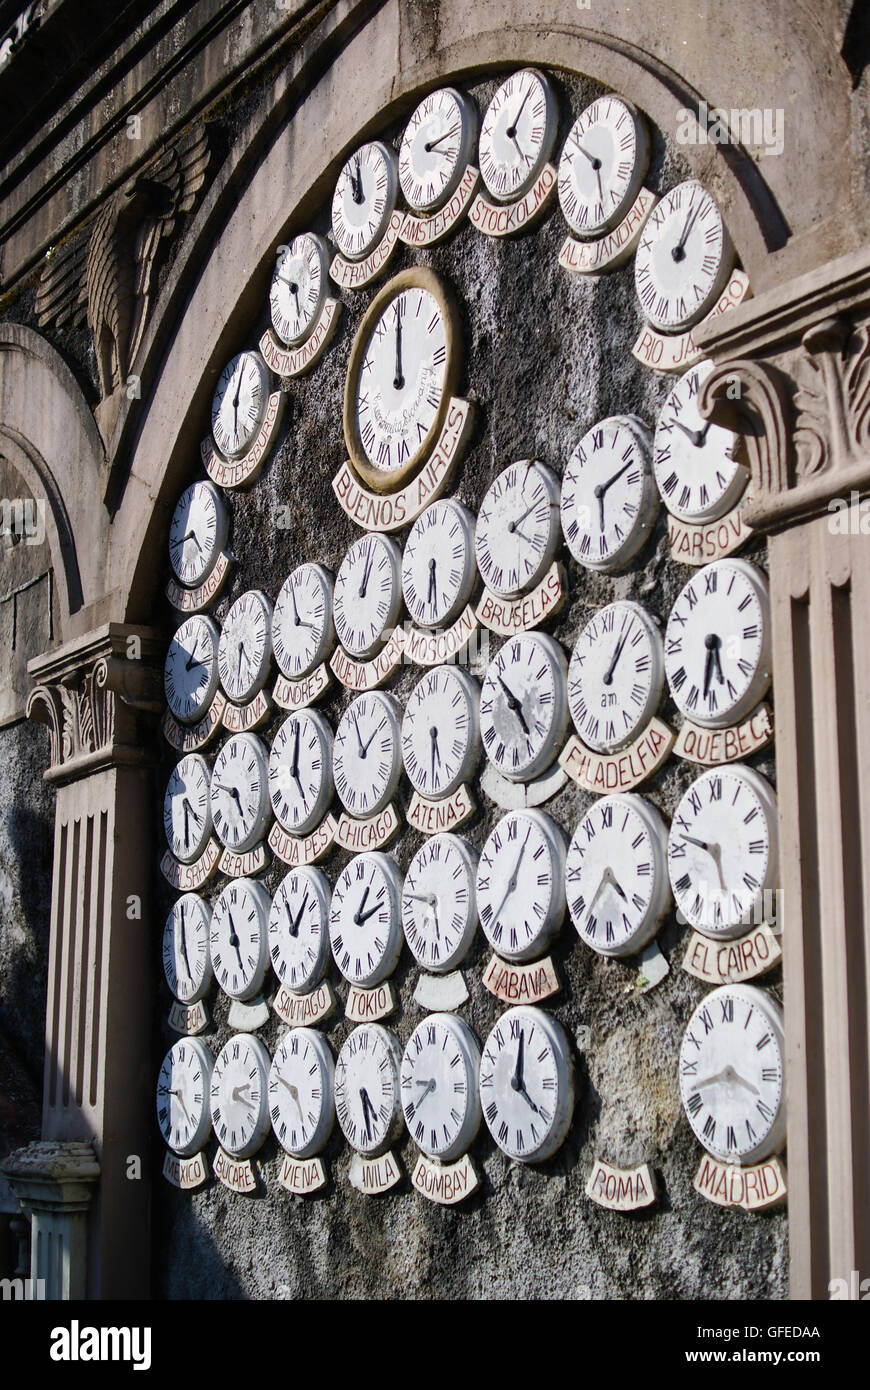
[34, 229, 89, 336]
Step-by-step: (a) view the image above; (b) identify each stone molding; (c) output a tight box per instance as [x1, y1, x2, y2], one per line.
[26, 622, 163, 783]
[697, 244, 870, 531]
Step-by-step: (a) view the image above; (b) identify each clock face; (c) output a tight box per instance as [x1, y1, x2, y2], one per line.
[334, 1023, 403, 1156]
[475, 460, 561, 597]
[345, 272, 456, 492]
[217, 589, 274, 704]
[565, 793, 671, 957]
[479, 632, 569, 782]
[653, 361, 748, 523]
[268, 867, 331, 994]
[164, 615, 220, 725]
[560, 415, 658, 573]
[210, 1034, 272, 1159]
[272, 563, 335, 679]
[211, 351, 270, 459]
[268, 710, 333, 835]
[162, 894, 213, 1004]
[680, 985, 785, 1164]
[156, 1038, 214, 1157]
[401, 833, 478, 974]
[567, 600, 664, 752]
[270, 233, 330, 347]
[478, 68, 558, 202]
[400, 1013, 481, 1161]
[557, 93, 649, 237]
[664, 559, 771, 728]
[331, 140, 398, 261]
[209, 876, 271, 1001]
[479, 1006, 574, 1162]
[401, 665, 480, 800]
[333, 691, 402, 819]
[163, 753, 212, 864]
[268, 1027, 335, 1159]
[668, 764, 778, 940]
[209, 732, 271, 853]
[168, 481, 228, 588]
[329, 852, 403, 988]
[401, 499, 476, 629]
[398, 86, 478, 212]
[333, 533, 402, 659]
[477, 810, 567, 962]
[634, 179, 735, 332]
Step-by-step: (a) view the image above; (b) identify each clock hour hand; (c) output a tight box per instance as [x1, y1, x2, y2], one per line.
[353, 885, 370, 925]
[497, 675, 530, 736]
[393, 304, 404, 391]
[184, 642, 202, 672]
[430, 725, 441, 784]
[356, 894, 385, 925]
[170, 1088, 192, 1126]
[682, 834, 726, 892]
[286, 890, 309, 938]
[672, 198, 701, 262]
[409, 1077, 436, 1116]
[359, 1087, 376, 1141]
[226, 908, 245, 971]
[697, 1065, 760, 1097]
[427, 556, 437, 607]
[602, 627, 631, 686]
[673, 419, 708, 448]
[231, 1083, 255, 1109]
[278, 1075, 303, 1115]
[424, 125, 458, 153]
[176, 904, 192, 980]
[510, 1030, 540, 1115]
[289, 584, 315, 629]
[180, 529, 203, 553]
[359, 724, 380, 757]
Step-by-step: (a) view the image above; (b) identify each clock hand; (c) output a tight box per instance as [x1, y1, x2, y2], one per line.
[595, 162, 604, 208]
[672, 197, 702, 262]
[573, 142, 602, 168]
[184, 639, 201, 672]
[673, 419, 708, 448]
[427, 556, 437, 607]
[703, 638, 716, 699]
[351, 711, 366, 758]
[406, 892, 437, 906]
[351, 156, 364, 205]
[497, 675, 530, 736]
[226, 908, 245, 971]
[506, 83, 533, 142]
[170, 1088, 193, 1126]
[213, 781, 242, 811]
[353, 885, 370, 925]
[358, 541, 375, 598]
[359, 725, 380, 757]
[408, 1078, 436, 1116]
[290, 720, 302, 781]
[507, 499, 540, 534]
[711, 640, 725, 685]
[492, 829, 531, 923]
[359, 1087, 375, 1141]
[230, 1084, 255, 1109]
[697, 1065, 760, 1097]
[511, 1028, 526, 1090]
[357, 894, 385, 925]
[515, 1080, 541, 1115]
[602, 627, 631, 686]
[289, 583, 313, 629]
[681, 835, 727, 892]
[430, 725, 441, 784]
[424, 125, 459, 153]
[182, 798, 190, 848]
[181, 796, 201, 826]
[180, 529, 203, 553]
[393, 304, 404, 391]
[176, 902, 192, 981]
[277, 1075, 303, 1115]
[287, 890, 309, 938]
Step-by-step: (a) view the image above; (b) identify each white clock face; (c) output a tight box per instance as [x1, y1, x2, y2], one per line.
[268, 1028, 335, 1159]
[333, 691, 402, 819]
[268, 867, 331, 995]
[270, 233, 329, 346]
[664, 559, 771, 728]
[401, 499, 476, 630]
[162, 894, 213, 1004]
[479, 632, 569, 781]
[209, 732, 271, 853]
[168, 481, 228, 588]
[557, 94, 648, 237]
[477, 810, 566, 962]
[353, 285, 450, 480]
[334, 1023, 403, 1156]
[560, 415, 657, 573]
[401, 665, 480, 800]
[268, 710, 333, 835]
[333, 533, 402, 659]
[401, 833, 478, 974]
[163, 753, 212, 864]
[479, 1006, 574, 1162]
[210, 1034, 272, 1159]
[217, 589, 273, 704]
[157, 1038, 213, 1157]
[634, 179, 734, 332]
[331, 140, 398, 260]
[654, 361, 747, 522]
[329, 852, 403, 988]
[211, 351, 270, 459]
[668, 764, 778, 940]
[209, 876, 271, 1001]
[565, 793, 671, 957]
[680, 985, 785, 1164]
[476, 460, 561, 597]
[164, 615, 220, 725]
[478, 68, 557, 202]
[400, 1013, 481, 1161]
[272, 563, 334, 679]
[568, 600, 664, 753]
[398, 86, 478, 212]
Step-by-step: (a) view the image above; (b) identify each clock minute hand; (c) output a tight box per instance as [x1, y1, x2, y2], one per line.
[672, 198, 701, 261]
[697, 1065, 760, 1097]
[424, 125, 459, 153]
[408, 1077, 436, 1117]
[393, 305, 404, 391]
[357, 895, 385, 925]
[602, 629, 631, 686]
[497, 675, 530, 736]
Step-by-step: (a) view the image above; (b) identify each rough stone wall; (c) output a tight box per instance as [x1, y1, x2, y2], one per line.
[151, 68, 786, 1300]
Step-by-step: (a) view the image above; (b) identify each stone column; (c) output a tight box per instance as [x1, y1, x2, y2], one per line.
[698, 247, 870, 1298]
[17, 623, 163, 1299]
[1, 1141, 99, 1299]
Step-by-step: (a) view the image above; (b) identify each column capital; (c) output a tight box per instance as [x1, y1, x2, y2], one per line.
[1, 1140, 100, 1215]
[695, 243, 870, 532]
[25, 622, 164, 784]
